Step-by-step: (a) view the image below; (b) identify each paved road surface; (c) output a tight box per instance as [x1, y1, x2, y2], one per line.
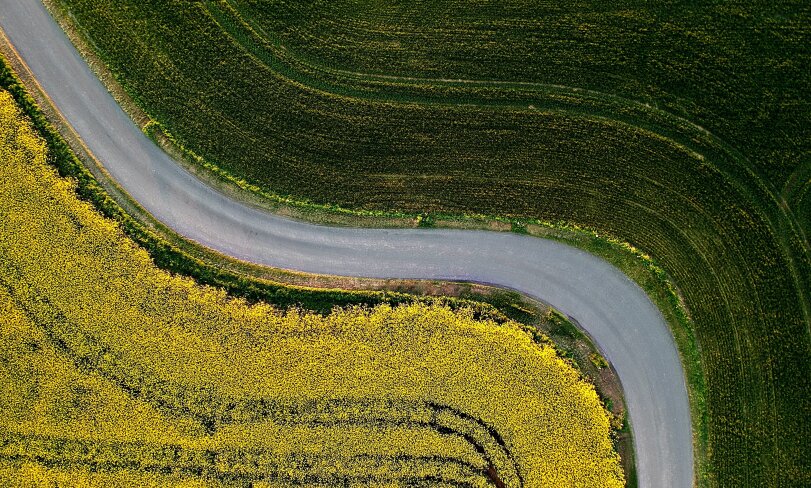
[0, 1, 693, 486]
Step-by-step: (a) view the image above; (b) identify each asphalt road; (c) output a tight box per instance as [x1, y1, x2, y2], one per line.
[0, 1, 693, 486]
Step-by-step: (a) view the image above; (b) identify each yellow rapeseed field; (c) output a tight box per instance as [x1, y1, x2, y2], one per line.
[0, 89, 623, 486]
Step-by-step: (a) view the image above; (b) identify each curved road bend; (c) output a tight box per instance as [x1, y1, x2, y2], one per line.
[0, 1, 692, 486]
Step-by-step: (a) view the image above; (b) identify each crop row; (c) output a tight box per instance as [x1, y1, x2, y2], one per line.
[231, 0, 809, 192]
[0, 431, 491, 486]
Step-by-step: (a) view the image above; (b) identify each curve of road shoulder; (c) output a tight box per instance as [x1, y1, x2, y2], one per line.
[0, 1, 693, 486]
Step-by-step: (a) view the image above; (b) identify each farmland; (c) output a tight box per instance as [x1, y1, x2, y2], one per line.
[0, 87, 625, 486]
[46, 1, 811, 485]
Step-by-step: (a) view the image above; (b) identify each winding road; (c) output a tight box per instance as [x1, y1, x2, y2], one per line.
[0, 1, 693, 486]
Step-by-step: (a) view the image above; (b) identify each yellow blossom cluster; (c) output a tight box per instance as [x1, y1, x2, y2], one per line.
[0, 89, 623, 486]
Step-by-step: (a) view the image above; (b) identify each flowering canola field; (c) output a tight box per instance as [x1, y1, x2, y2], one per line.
[0, 89, 622, 486]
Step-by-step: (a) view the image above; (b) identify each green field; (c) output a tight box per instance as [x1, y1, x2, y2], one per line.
[40, 0, 811, 485]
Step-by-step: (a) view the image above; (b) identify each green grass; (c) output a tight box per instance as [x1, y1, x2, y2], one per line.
[40, 0, 811, 485]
